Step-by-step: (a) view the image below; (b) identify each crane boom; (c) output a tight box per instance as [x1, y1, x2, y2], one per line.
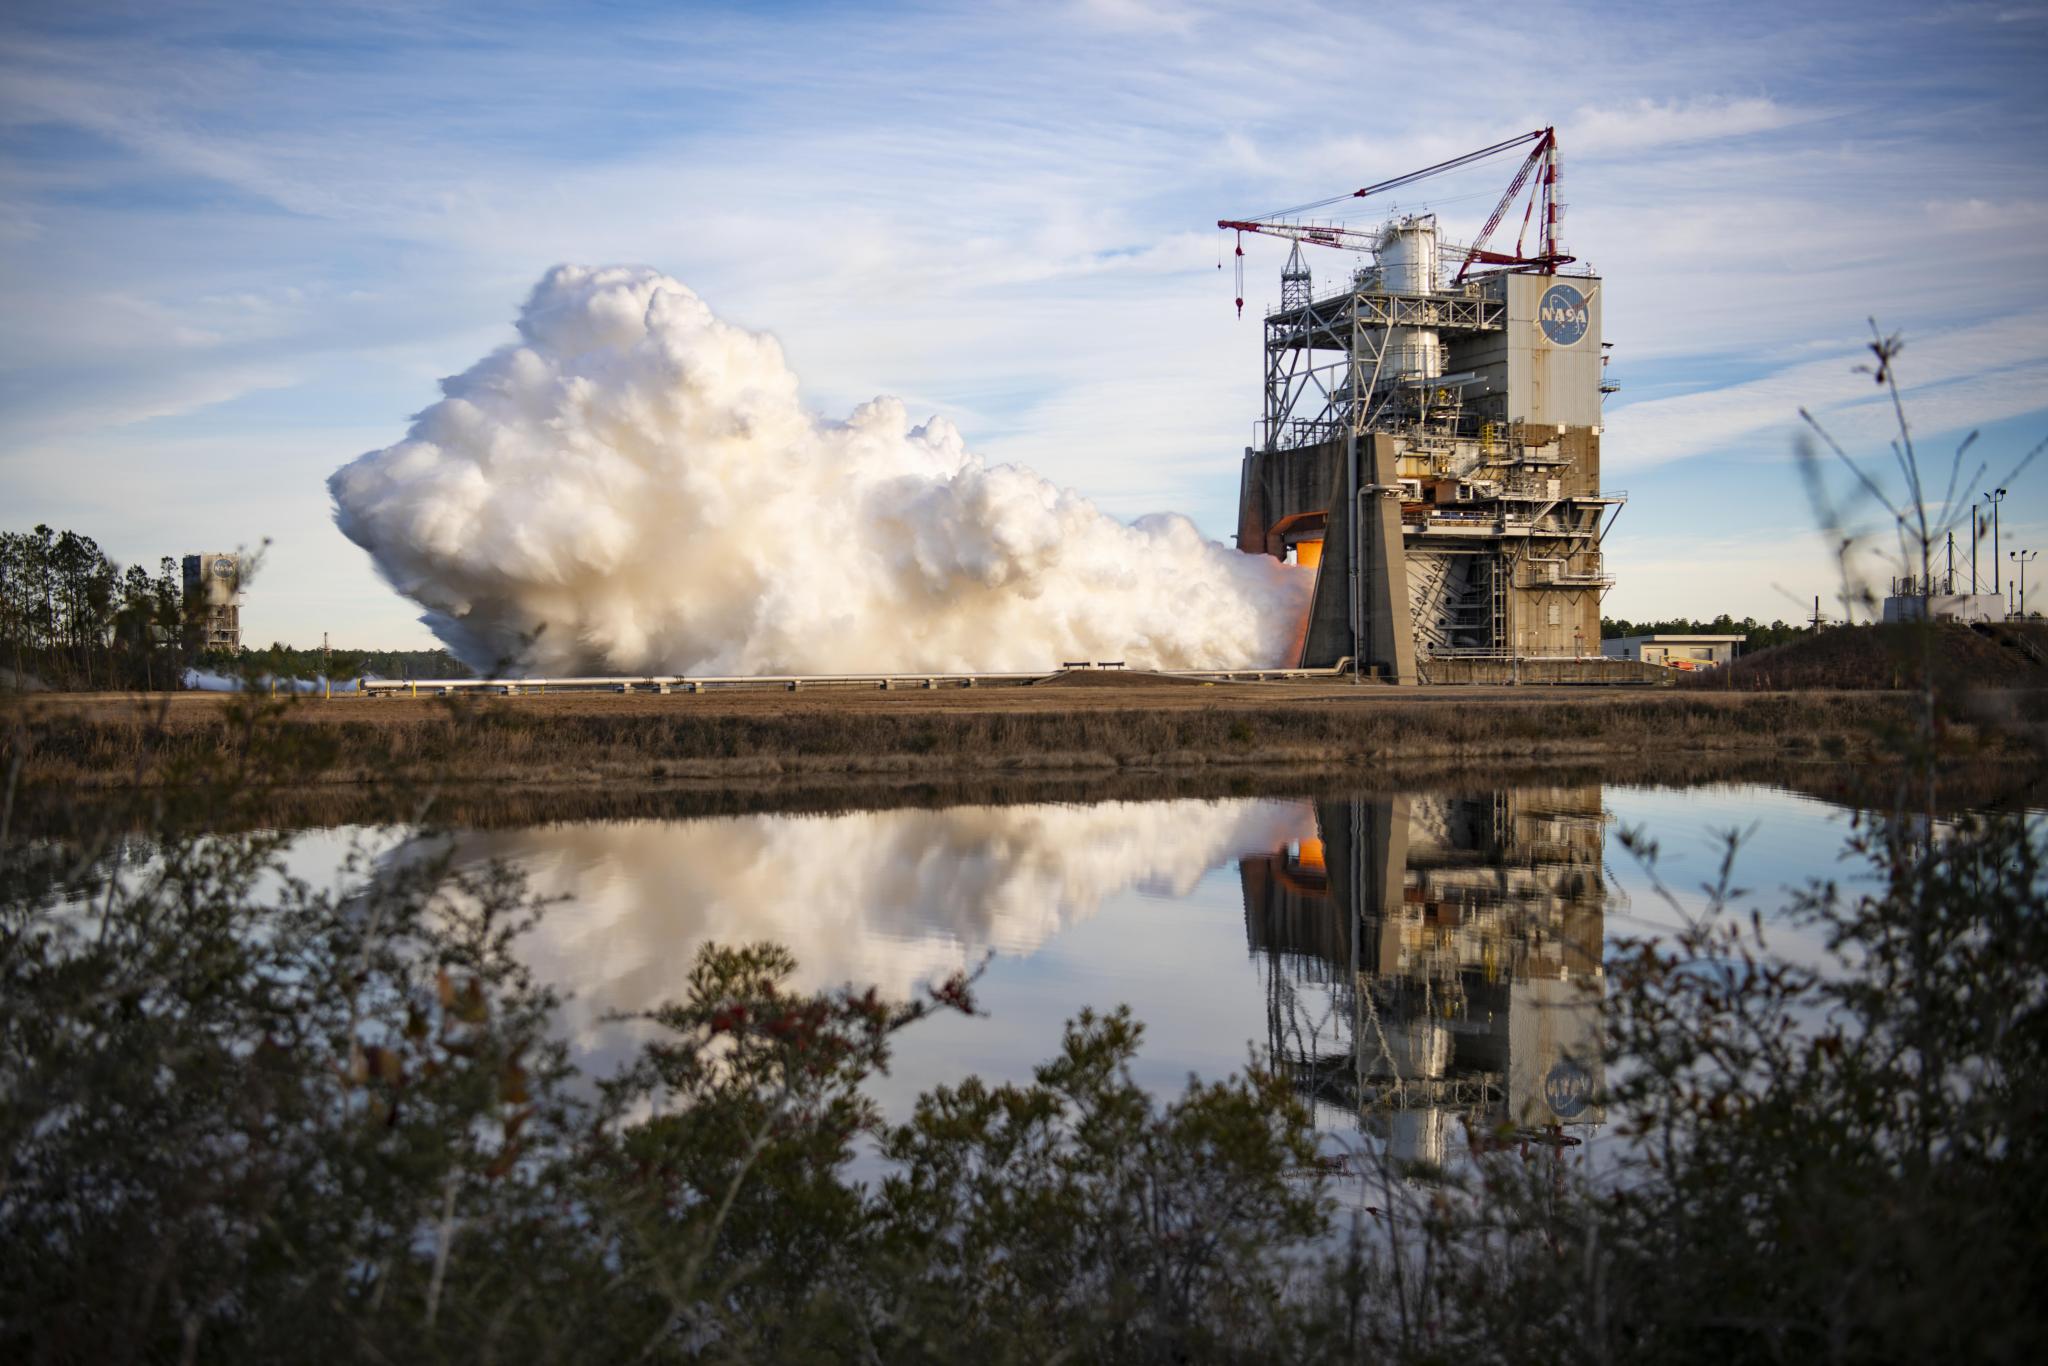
[1215, 220, 1377, 251]
[1340, 128, 1547, 205]
[1217, 126, 1573, 313]
[1450, 127, 1565, 283]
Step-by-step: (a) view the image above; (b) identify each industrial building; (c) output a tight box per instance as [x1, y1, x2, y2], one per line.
[1880, 573, 2006, 625]
[1241, 789, 1606, 1165]
[182, 552, 242, 653]
[1602, 633, 1745, 669]
[1224, 129, 1627, 682]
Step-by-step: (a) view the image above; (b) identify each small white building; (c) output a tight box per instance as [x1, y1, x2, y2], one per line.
[1880, 593, 2004, 624]
[1601, 634, 1745, 670]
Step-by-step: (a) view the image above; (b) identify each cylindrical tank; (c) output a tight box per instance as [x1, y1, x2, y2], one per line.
[1376, 215, 1439, 293]
[1373, 215, 1442, 385]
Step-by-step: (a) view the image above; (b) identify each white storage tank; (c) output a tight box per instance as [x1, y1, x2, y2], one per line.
[1374, 215, 1443, 384]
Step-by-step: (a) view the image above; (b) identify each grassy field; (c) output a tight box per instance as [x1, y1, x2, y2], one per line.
[7, 675, 2044, 838]
[17, 675, 2040, 787]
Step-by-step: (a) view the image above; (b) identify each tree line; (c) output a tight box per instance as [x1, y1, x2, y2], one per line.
[233, 642, 472, 684]
[1, 524, 472, 691]
[0, 525, 188, 690]
[1601, 612, 1812, 651]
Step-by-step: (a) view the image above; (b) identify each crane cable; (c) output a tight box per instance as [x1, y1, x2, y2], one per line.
[1222, 128, 1555, 317]
[1247, 129, 1545, 222]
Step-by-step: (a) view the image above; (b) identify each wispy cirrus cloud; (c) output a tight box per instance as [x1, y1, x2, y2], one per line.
[1564, 97, 1804, 155]
[1605, 310, 2048, 472]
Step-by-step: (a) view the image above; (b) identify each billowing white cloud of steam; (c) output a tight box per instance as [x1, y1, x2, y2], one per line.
[329, 265, 1310, 675]
[407, 797, 1312, 1079]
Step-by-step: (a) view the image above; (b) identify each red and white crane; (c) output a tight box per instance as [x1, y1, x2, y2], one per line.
[1217, 127, 1571, 314]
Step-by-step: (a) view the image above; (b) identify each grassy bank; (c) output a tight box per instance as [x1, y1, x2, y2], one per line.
[18, 749, 2043, 843]
[11, 682, 2041, 805]
[1686, 620, 2048, 692]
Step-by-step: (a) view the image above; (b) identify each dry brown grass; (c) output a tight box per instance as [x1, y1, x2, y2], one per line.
[9, 682, 2041, 843]
[23, 749, 2042, 842]
[1692, 622, 2048, 692]
[10, 681, 2010, 798]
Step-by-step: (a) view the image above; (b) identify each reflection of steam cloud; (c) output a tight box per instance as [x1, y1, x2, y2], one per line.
[1242, 790, 1607, 1163]
[430, 799, 1308, 1078]
[329, 265, 1310, 675]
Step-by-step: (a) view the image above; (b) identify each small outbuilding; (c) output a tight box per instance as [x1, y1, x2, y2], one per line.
[1880, 593, 2005, 624]
[1601, 634, 1744, 671]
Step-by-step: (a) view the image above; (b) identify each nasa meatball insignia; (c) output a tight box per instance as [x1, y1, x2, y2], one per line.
[1537, 283, 1589, 346]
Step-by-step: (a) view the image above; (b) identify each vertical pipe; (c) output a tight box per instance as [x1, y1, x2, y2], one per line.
[1993, 495, 2002, 595]
[1350, 796, 1363, 1107]
[1348, 309, 1361, 681]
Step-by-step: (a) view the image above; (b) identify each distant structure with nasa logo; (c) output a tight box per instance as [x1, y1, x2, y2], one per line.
[182, 552, 243, 653]
[1222, 127, 1629, 682]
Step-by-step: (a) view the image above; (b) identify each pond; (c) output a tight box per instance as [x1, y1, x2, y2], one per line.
[276, 779, 1877, 1163]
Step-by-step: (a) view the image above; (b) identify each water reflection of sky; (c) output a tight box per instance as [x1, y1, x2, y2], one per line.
[276, 784, 1872, 1128]
[1602, 784, 1869, 973]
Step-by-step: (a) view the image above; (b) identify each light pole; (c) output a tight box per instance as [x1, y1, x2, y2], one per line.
[2014, 550, 2038, 619]
[1984, 489, 2007, 595]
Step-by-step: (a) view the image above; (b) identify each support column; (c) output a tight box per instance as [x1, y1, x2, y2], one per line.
[1299, 434, 1416, 681]
[1358, 434, 1419, 684]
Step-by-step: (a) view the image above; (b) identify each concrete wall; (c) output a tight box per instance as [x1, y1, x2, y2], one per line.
[1237, 437, 1347, 557]
[1299, 435, 1416, 680]
[1509, 585, 1600, 658]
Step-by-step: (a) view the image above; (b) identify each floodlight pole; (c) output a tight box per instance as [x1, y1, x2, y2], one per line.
[1985, 489, 2006, 595]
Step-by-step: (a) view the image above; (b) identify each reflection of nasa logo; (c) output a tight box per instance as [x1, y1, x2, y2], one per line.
[1537, 283, 1589, 346]
[1544, 1058, 1593, 1119]
[211, 557, 236, 580]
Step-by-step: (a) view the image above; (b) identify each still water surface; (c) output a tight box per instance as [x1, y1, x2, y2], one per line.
[284, 782, 1865, 1159]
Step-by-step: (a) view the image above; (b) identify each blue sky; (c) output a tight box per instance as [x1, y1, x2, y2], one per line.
[2, 0, 2045, 647]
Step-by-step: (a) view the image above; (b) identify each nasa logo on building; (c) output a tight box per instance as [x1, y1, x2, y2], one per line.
[1537, 283, 1589, 346]
[1543, 1057, 1594, 1119]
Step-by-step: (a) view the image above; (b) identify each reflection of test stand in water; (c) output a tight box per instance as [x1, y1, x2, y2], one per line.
[1242, 791, 1605, 1169]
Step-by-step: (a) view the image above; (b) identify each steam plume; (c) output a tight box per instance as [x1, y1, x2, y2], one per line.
[329, 265, 1309, 675]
